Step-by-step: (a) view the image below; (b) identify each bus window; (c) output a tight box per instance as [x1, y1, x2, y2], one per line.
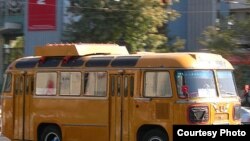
[36, 72, 57, 96]
[130, 76, 134, 97]
[60, 72, 81, 95]
[144, 71, 172, 97]
[25, 76, 34, 95]
[124, 76, 128, 97]
[175, 70, 216, 98]
[217, 70, 237, 97]
[83, 72, 107, 96]
[3, 73, 12, 92]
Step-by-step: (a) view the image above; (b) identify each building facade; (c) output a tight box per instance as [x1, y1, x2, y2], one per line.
[0, 0, 24, 86]
[229, 0, 250, 46]
[0, 0, 239, 86]
[0, 0, 63, 86]
[168, 0, 230, 51]
[24, 0, 63, 56]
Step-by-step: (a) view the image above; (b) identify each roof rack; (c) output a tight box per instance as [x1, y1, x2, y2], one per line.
[35, 43, 129, 56]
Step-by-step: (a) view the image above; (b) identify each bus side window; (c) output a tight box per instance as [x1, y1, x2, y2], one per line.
[144, 71, 172, 97]
[83, 72, 89, 95]
[26, 76, 34, 95]
[36, 72, 57, 96]
[83, 72, 107, 96]
[124, 76, 128, 97]
[130, 76, 134, 97]
[110, 76, 115, 96]
[30, 77, 34, 94]
[60, 72, 81, 96]
[3, 73, 12, 92]
[124, 75, 134, 97]
[14, 76, 21, 94]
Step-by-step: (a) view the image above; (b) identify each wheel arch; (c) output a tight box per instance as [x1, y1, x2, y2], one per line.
[136, 124, 169, 141]
[37, 123, 62, 140]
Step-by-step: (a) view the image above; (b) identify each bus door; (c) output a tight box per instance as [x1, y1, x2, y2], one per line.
[109, 73, 134, 141]
[13, 74, 33, 140]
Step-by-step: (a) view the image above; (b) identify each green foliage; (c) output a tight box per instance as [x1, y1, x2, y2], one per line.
[199, 13, 250, 90]
[3, 36, 24, 72]
[199, 14, 250, 55]
[232, 16, 250, 43]
[199, 26, 237, 55]
[64, 0, 180, 53]
[168, 37, 185, 51]
[11, 36, 24, 48]
[234, 65, 250, 90]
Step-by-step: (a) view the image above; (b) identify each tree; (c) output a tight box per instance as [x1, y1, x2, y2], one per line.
[199, 6, 250, 90]
[232, 17, 250, 48]
[199, 25, 237, 55]
[64, 0, 180, 53]
[199, 0, 250, 55]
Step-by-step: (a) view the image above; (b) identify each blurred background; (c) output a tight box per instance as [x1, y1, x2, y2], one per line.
[0, 0, 250, 95]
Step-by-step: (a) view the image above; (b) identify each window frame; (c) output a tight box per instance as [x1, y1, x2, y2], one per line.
[143, 70, 173, 98]
[175, 69, 217, 98]
[35, 71, 58, 96]
[59, 71, 82, 96]
[216, 70, 238, 97]
[2, 73, 12, 93]
[82, 71, 107, 97]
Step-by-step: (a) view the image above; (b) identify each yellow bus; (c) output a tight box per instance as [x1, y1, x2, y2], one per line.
[1, 43, 241, 141]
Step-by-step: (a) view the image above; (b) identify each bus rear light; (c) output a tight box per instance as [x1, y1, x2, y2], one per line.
[233, 105, 241, 120]
[188, 106, 209, 123]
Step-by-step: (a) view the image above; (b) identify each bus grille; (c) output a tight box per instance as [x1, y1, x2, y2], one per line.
[188, 106, 209, 123]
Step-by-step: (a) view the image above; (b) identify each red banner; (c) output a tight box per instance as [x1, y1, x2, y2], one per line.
[28, 0, 56, 31]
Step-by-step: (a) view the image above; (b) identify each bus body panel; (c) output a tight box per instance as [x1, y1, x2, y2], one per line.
[0, 44, 240, 141]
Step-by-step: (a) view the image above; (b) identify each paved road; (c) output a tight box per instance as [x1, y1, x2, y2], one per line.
[241, 106, 250, 124]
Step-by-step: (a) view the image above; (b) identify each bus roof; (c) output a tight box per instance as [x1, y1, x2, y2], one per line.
[134, 52, 233, 69]
[35, 43, 129, 56]
[9, 52, 234, 70]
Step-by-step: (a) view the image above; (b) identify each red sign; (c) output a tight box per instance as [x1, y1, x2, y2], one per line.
[28, 0, 56, 30]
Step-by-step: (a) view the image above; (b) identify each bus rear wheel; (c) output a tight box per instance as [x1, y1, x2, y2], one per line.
[142, 129, 168, 141]
[39, 126, 62, 141]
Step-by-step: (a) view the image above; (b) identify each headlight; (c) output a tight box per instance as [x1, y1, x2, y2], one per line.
[233, 105, 241, 120]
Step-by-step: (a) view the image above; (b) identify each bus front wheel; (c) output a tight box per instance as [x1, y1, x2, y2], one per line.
[39, 126, 62, 141]
[142, 129, 168, 141]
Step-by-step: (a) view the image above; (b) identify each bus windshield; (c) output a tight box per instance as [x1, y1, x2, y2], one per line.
[217, 70, 237, 97]
[175, 70, 217, 98]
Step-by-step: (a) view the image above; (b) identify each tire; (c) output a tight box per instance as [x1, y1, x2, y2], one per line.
[142, 129, 168, 141]
[39, 126, 62, 141]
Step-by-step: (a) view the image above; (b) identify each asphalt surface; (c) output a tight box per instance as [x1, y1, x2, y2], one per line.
[241, 106, 250, 124]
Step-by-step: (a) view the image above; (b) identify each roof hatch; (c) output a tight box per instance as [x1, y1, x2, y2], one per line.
[35, 43, 129, 56]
